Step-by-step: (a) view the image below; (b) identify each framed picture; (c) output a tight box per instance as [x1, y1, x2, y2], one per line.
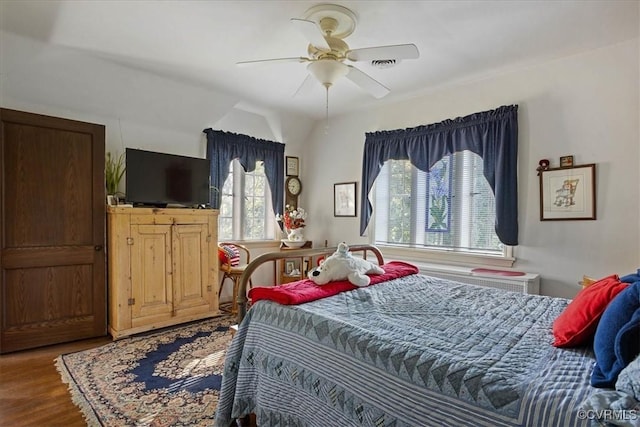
[540, 164, 596, 221]
[285, 260, 296, 275]
[286, 156, 299, 176]
[560, 155, 574, 168]
[334, 182, 357, 217]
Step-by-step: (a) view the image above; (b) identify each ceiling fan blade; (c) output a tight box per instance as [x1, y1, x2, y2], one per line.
[291, 18, 330, 51]
[345, 65, 390, 99]
[346, 44, 420, 62]
[237, 57, 310, 66]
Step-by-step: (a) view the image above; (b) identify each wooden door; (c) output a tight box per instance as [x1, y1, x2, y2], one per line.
[130, 224, 174, 325]
[172, 222, 213, 316]
[0, 108, 106, 353]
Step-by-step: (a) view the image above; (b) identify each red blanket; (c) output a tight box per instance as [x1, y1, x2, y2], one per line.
[249, 261, 419, 305]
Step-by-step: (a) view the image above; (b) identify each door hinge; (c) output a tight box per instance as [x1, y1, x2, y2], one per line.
[126, 237, 134, 245]
[206, 234, 211, 242]
[128, 298, 135, 306]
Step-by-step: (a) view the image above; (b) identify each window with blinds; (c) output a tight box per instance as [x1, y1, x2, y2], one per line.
[374, 151, 504, 255]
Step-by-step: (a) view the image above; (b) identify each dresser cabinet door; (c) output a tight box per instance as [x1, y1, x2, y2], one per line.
[172, 223, 214, 316]
[130, 224, 174, 325]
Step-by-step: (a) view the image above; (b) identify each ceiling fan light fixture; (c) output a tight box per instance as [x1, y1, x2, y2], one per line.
[307, 59, 349, 87]
[238, 3, 419, 125]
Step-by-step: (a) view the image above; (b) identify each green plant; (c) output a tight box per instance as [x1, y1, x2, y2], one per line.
[105, 151, 125, 195]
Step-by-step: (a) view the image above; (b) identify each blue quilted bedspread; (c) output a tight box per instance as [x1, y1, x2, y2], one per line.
[214, 274, 595, 427]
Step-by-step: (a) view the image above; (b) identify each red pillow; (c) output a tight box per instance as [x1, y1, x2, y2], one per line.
[552, 274, 629, 347]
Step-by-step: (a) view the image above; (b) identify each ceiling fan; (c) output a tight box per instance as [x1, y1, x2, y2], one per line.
[237, 4, 420, 100]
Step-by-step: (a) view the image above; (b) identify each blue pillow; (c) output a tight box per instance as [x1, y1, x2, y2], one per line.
[591, 282, 640, 388]
[621, 268, 640, 283]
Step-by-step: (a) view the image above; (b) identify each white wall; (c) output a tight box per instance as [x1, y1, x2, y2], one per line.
[302, 39, 640, 299]
[0, 31, 314, 177]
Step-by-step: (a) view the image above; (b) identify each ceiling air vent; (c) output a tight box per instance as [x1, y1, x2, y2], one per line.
[371, 59, 397, 69]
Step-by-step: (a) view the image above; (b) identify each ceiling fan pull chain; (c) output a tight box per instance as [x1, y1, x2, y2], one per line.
[325, 85, 330, 133]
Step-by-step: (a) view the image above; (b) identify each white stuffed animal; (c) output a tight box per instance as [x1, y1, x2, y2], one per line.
[308, 242, 385, 287]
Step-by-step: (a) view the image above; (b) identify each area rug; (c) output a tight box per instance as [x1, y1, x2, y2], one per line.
[56, 314, 236, 427]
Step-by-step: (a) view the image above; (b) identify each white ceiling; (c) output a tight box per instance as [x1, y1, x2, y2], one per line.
[1, 1, 638, 120]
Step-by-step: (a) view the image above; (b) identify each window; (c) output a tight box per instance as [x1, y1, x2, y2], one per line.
[218, 159, 276, 241]
[374, 150, 505, 256]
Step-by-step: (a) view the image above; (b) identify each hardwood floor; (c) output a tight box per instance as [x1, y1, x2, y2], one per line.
[0, 336, 111, 427]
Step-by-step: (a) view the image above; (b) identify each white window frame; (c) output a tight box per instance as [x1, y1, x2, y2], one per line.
[218, 159, 276, 242]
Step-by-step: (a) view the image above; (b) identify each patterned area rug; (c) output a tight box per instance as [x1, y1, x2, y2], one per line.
[56, 315, 235, 426]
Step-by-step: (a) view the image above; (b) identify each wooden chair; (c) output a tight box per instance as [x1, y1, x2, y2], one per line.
[218, 242, 252, 314]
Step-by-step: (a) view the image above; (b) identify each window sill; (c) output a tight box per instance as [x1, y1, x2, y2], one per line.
[220, 239, 280, 248]
[376, 244, 515, 269]
[220, 240, 281, 250]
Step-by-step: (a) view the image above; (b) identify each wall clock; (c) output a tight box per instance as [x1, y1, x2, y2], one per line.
[285, 176, 302, 208]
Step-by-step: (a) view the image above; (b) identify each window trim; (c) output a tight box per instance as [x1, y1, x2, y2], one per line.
[375, 243, 515, 268]
[371, 160, 515, 267]
[370, 156, 508, 258]
[219, 159, 277, 242]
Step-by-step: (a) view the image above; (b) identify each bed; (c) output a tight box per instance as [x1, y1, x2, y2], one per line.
[214, 245, 639, 427]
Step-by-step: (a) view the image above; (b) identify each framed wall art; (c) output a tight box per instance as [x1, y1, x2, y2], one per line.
[286, 156, 299, 176]
[559, 155, 574, 168]
[539, 164, 596, 221]
[334, 182, 357, 217]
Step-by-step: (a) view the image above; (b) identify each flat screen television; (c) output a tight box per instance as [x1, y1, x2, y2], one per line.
[125, 148, 210, 207]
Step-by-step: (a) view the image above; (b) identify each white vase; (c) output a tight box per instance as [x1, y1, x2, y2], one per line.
[287, 228, 304, 242]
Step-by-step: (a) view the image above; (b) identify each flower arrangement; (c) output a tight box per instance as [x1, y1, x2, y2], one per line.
[276, 205, 307, 230]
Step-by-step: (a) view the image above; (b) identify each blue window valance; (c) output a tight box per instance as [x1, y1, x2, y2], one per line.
[203, 129, 285, 220]
[360, 104, 519, 245]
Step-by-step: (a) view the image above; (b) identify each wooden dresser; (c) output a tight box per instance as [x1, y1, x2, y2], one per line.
[107, 207, 219, 339]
